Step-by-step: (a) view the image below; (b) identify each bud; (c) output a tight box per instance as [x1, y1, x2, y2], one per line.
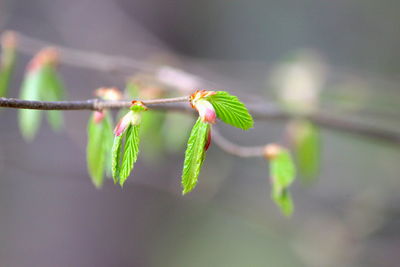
[27, 47, 59, 73]
[114, 101, 147, 136]
[93, 111, 105, 124]
[190, 90, 217, 124]
[1, 31, 17, 50]
[95, 87, 123, 101]
[263, 143, 283, 160]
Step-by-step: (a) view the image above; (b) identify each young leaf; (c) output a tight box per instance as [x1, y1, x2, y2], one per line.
[272, 188, 294, 217]
[267, 145, 296, 216]
[289, 120, 320, 182]
[205, 91, 253, 130]
[0, 31, 17, 97]
[18, 49, 66, 141]
[140, 111, 166, 161]
[182, 118, 210, 194]
[18, 70, 44, 141]
[112, 134, 123, 184]
[87, 112, 113, 188]
[119, 124, 140, 186]
[40, 64, 66, 131]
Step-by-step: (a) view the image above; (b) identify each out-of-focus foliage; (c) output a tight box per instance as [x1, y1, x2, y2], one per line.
[288, 119, 321, 183]
[0, 31, 17, 97]
[18, 48, 66, 141]
[266, 145, 296, 216]
[86, 111, 113, 188]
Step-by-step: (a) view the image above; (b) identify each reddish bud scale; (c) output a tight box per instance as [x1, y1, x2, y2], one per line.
[1, 31, 17, 49]
[204, 128, 212, 151]
[93, 111, 105, 124]
[114, 101, 148, 136]
[190, 90, 217, 124]
[27, 47, 59, 73]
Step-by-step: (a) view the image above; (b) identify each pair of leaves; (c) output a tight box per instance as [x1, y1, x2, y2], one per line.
[289, 119, 320, 182]
[205, 91, 254, 130]
[181, 118, 210, 194]
[268, 148, 296, 216]
[112, 124, 141, 187]
[0, 37, 17, 97]
[18, 64, 65, 141]
[181, 91, 253, 194]
[87, 112, 113, 188]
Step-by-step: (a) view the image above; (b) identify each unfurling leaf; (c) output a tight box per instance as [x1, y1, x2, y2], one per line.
[182, 117, 210, 194]
[112, 102, 147, 186]
[272, 188, 294, 216]
[119, 124, 140, 186]
[0, 31, 17, 97]
[265, 144, 296, 216]
[112, 134, 123, 183]
[18, 66, 44, 141]
[87, 111, 113, 188]
[40, 64, 66, 131]
[288, 119, 320, 183]
[205, 91, 253, 130]
[18, 48, 66, 141]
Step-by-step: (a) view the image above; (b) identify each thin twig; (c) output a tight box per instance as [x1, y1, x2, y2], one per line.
[211, 128, 265, 157]
[0, 96, 190, 110]
[1, 97, 399, 145]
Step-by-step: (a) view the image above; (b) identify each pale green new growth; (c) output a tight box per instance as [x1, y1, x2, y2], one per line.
[18, 63, 66, 141]
[112, 134, 123, 183]
[18, 70, 44, 141]
[270, 149, 296, 216]
[206, 91, 253, 130]
[87, 112, 113, 188]
[0, 43, 17, 97]
[119, 125, 140, 186]
[292, 120, 320, 182]
[41, 65, 66, 131]
[181, 118, 210, 194]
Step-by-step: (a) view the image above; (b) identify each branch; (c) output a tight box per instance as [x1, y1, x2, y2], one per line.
[1, 97, 399, 145]
[0, 96, 190, 110]
[211, 128, 265, 157]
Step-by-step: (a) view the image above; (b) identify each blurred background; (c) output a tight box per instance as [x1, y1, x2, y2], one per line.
[1, 0, 400, 266]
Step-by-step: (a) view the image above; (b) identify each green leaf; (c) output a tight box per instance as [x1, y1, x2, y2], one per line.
[18, 62, 66, 141]
[0, 42, 17, 97]
[119, 124, 140, 187]
[272, 189, 294, 217]
[140, 111, 166, 161]
[290, 120, 320, 182]
[269, 147, 296, 216]
[181, 118, 210, 194]
[206, 91, 253, 130]
[18, 70, 44, 141]
[40, 65, 66, 132]
[163, 113, 195, 153]
[112, 134, 123, 184]
[86, 112, 113, 188]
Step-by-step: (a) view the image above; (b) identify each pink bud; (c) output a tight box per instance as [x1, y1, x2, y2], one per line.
[114, 111, 133, 136]
[195, 99, 216, 124]
[93, 111, 105, 123]
[113, 110, 143, 136]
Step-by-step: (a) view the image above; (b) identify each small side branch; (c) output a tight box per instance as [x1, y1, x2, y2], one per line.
[211, 128, 265, 157]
